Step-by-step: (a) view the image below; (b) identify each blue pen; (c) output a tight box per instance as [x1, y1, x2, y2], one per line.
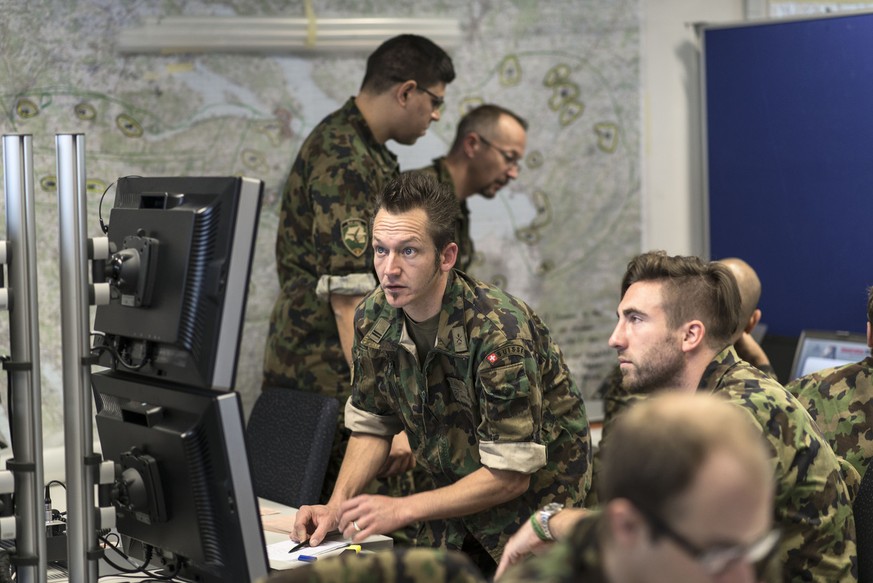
[298, 555, 317, 562]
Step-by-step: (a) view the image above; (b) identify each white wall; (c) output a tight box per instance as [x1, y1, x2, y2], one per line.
[641, 0, 745, 256]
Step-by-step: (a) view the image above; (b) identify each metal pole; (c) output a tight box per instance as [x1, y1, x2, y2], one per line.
[56, 134, 98, 583]
[3, 134, 47, 583]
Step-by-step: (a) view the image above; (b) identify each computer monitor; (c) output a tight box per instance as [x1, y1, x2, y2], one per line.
[92, 176, 262, 391]
[94, 373, 268, 582]
[788, 329, 871, 381]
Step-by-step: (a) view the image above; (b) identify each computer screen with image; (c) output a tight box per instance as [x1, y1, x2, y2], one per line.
[788, 330, 870, 381]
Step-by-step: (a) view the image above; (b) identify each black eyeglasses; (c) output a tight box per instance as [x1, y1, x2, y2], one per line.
[643, 510, 781, 576]
[477, 134, 522, 169]
[415, 86, 445, 113]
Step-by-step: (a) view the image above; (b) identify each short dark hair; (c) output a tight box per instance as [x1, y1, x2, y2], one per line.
[450, 104, 529, 152]
[376, 172, 457, 253]
[360, 35, 455, 94]
[621, 251, 740, 348]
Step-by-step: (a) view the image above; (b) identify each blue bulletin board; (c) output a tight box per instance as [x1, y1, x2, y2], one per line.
[701, 12, 873, 337]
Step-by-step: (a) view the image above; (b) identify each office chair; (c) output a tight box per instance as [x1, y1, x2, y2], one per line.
[856, 467, 873, 583]
[246, 387, 339, 508]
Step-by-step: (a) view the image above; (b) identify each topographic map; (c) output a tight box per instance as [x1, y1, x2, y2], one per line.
[0, 0, 640, 442]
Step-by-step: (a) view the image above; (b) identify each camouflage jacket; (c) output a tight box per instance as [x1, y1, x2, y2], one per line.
[498, 512, 606, 583]
[264, 97, 398, 397]
[409, 157, 475, 273]
[787, 356, 873, 481]
[590, 356, 779, 508]
[260, 547, 486, 583]
[699, 346, 858, 583]
[347, 270, 592, 561]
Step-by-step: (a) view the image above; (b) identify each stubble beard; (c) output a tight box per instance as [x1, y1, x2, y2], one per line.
[620, 342, 686, 394]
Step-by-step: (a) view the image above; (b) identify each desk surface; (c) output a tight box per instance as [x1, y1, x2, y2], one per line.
[259, 498, 393, 570]
[48, 498, 393, 581]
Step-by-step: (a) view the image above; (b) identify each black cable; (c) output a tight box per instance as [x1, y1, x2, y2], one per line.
[98, 181, 116, 235]
[90, 343, 150, 371]
[98, 533, 149, 574]
[140, 545, 183, 581]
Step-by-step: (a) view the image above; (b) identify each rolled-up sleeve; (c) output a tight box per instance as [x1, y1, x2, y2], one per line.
[475, 341, 546, 474]
[316, 272, 378, 301]
[344, 398, 403, 436]
[479, 440, 547, 474]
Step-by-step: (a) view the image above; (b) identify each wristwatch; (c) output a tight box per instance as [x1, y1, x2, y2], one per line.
[538, 502, 564, 541]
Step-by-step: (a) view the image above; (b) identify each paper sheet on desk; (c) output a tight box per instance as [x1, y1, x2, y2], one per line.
[262, 514, 297, 534]
[268, 538, 350, 567]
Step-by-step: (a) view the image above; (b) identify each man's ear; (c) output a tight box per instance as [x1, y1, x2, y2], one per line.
[441, 242, 458, 272]
[744, 308, 762, 334]
[606, 499, 648, 550]
[395, 80, 416, 106]
[867, 321, 871, 349]
[681, 320, 706, 353]
[461, 132, 480, 158]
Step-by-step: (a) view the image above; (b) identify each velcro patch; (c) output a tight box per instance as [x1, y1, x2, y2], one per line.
[341, 218, 368, 257]
[451, 327, 468, 353]
[484, 345, 526, 366]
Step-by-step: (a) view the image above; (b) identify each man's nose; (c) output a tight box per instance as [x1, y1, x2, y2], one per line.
[607, 321, 624, 349]
[383, 253, 401, 275]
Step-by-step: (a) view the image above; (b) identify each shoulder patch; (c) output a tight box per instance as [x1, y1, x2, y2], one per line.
[363, 318, 391, 347]
[451, 326, 468, 353]
[484, 345, 526, 366]
[342, 218, 368, 257]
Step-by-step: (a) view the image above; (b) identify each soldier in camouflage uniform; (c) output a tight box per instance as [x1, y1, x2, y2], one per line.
[262, 547, 485, 583]
[589, 256, 777, 508]
[787, 286, 873, 481]
[408, 104, 528, 273]
[498, 393, 777, 583]
[292, 173, 591, 575]
[263, 35, 455, 500]
[499, 251, 857, 582]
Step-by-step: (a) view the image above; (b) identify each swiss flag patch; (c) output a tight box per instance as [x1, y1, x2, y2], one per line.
[486, 353, 499, 364]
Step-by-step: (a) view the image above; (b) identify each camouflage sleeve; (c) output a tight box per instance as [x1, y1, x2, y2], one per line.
[261, 547, 486, 583]
[315, 273, 377, 301]
[309, 157, 377, 285]
[721, 389, 858, 582]
[474, 341, 547, 474]
[349, 306, 400, 423]
[344, 398, 403, 436]
[788, 361, 873, 485]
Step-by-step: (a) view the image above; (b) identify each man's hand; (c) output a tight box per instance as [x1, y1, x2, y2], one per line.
[494, 518, 551, 580]
[495, 507, 587, 580]
[337, 494, 409, 542]
[378, 431, 416, 478]
[292, 504, 340, 547]
[734, 332, 771, 368]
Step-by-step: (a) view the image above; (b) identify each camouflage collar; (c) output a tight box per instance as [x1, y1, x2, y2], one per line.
[697, 344, 741, 394]
[343, 97, 398, 173]
[363, 271, 470, 357]
[433, 270, 470, 355]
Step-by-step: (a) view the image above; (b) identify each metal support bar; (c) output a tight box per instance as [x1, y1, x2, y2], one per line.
[56, 134, 100, 583]
[3, 134, 47, 583]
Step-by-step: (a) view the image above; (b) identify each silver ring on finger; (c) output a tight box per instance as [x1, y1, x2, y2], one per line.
[353, 520, 362, 532]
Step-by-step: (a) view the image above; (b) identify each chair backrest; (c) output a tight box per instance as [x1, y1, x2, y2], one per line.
[856, 467, 873, 582]
[246, 387, 339, 508]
